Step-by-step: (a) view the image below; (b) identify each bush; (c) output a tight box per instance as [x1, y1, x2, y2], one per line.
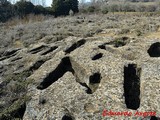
[101, 6, 108, 14]
[87, 2, 159, 14]
[121, 4, 135, 12]
[145, 5, 157, 12]
[107, 4, 119, 12]
[87, 6, 96, 12]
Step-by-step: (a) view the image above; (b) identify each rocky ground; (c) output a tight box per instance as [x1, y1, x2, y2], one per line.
[0, 13, 160, 120]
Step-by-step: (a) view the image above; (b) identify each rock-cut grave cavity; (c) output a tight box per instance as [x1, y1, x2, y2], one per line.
[65, 39, 86, 54]
[92, 53, 103, 60]
[41, 46, 58, 55]
[37, 57, 74, 90]
[124, 64, 141, 110]
[89, 72, 101, 93]
[78, 72, 101, 94]
[10, 103, 26, 119]
[148, 42, 160, 57]
[98, 37, 129, 49]
[0, 49, 20, 61]
[29, 45, 47, 54]
[29, 60, 46, 71]
[62, 115, 74, 120]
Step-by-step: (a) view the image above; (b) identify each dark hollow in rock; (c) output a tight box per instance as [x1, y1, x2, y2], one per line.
[11, 103, 26, 119]
[89, 72, 101, 93]
[89, 73, 101, 84]
[0, 49, 20, 61]
[3, 49, 20, 57]
[11, 57, 23, 62]
[0, 56, 16, 61]
[0, 51, 4, 58]
[98, 44, 106, 50]
[29, 60, 46, 71]
[95, 29, 103, 34]
[148, 42, 160, 57]
[107, 41, 126, 48]
[150, 116, 159, 120]
[39, 98, 46, 105]
[41, 46, 58, 55]
[99, 44, 116, 54]
[29, 45, 47, 54]
[0, 57, 7, 61]
[92, 53, 103, 60]
[37, 57, 74, 90]
[0, 81, 9, 91]
[79, 82, 92, 94]
[121, 36, 129, 41]
[65, 39, 86, 54]
[0, 65, 3, 70]
[124, 64, 141, 110]
[106, 37, 129, 48]
[62, 115, 74, 120]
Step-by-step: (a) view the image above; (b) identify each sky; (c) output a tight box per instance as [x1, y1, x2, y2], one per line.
[10, 0, 91, 7]
[46, 0, 52, 6]
[46, 0, 91, 6]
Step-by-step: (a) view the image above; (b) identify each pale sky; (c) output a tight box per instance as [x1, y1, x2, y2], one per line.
[45, 0, 91, 6]
[10, 0, 91, 7]
[46, 0, 52, 6]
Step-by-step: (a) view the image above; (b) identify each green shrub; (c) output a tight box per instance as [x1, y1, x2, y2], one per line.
[87, 6, 96, 13]
[136, 30, 142, 36]
[101, 7, 108, 14]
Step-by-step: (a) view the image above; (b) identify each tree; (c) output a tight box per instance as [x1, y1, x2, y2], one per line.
[14, 1, 34, 17]
[34, 5, 45, 14]
[52, 0, 79, 17]
[0, 0, 15, 22]
[0, 0, 7, 4]
[52, 0, 64, 16]
[69, 0, 79, 13]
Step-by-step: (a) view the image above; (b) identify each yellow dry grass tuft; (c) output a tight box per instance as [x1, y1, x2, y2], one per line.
[145, 27, 160, 39]
[13, 40, 24, 48]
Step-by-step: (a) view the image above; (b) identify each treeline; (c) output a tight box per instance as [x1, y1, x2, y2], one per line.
[1, 0, 160, 23]
[80, 1, 160, 14]
[0, 0, 79, 22]
[0, 0, 52, 22]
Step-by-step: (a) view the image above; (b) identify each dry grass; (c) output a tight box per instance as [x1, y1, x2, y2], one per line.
[1, 13, 160, 49]
[145, 31, 160, 39]
[5, 14, 52, 29]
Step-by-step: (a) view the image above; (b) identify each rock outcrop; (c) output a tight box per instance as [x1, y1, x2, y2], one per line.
[0, 14, 160, 120]
[1, 36, 158, 119]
